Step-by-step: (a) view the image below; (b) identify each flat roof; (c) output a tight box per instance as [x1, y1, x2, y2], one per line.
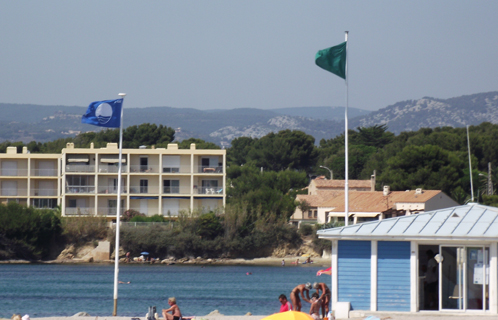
[317, 203, 498, 241]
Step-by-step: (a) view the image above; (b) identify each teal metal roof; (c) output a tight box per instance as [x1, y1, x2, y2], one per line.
[317, 203, 498, 241]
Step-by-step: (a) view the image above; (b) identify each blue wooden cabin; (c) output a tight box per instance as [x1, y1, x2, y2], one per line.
[317, 203, 498, 315]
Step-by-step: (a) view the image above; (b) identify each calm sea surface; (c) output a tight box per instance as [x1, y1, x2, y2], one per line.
[0, 263, 326, 317]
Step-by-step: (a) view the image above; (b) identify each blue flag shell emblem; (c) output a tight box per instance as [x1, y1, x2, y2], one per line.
[95, 102, 113, 125]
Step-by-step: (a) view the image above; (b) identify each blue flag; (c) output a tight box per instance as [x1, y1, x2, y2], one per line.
[82, 98, 123, 128]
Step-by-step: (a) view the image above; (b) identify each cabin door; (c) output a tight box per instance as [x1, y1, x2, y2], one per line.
[439, 245, 489, 311]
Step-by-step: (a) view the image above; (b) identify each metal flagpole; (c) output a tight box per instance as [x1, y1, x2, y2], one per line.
[113, 93, 126, 316]
[467, 125, 474, 202]
[344, 31, 349, 226]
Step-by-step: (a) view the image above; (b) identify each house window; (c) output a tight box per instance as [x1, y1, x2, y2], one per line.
[314, 210, 317, 218]
[140, 179, 148, 193]
[163, 180, 180, 193]
[308, 210, 313, 218]
[68, 199, 77, 208]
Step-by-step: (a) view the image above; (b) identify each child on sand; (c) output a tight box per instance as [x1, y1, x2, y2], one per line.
[162, 297, 182, 320]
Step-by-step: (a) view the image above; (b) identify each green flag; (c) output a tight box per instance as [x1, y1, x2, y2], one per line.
[315, 41, 347, 79]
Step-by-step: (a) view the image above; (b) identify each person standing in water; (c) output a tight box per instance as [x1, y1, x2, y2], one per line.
[313, 282, 331, 318]
[290, 283, 312, 311]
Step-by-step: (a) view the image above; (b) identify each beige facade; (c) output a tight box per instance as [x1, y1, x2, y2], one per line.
[0, 143, 226, 219]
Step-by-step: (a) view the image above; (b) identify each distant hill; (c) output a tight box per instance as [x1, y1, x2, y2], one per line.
[0, 104, 368, 145]
[1, 91, 497, 145]
[351, 91, 498, 133]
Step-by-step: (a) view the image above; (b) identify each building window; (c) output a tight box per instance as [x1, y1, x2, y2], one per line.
[201, 180, 219, 194]
[308, 210, 313, 218]
[314, 210, 317, 218]
[32, 198, 57, 209]
[140, 179, 148, 193]
[140, 157, 148, 172]
[163, 180, 180, 193]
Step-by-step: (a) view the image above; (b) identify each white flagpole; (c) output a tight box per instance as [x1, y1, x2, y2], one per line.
[344, 31, 349, 226]
[113, 92, 126, 316]
[467, 125, 474, 202]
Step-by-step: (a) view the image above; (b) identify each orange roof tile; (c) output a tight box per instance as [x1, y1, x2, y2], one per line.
[314, 179, 372, 189]
[320, 190, 443, 212]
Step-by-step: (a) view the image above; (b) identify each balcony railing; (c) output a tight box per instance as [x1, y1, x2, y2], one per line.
[129, 185, 160, 194]
[65, 186, 95, 194]
[1, 188, 28, 196]
[163, 186, 191, 194]
[97, 187, 128, 194]
[162, 165, 191, 174]
[31, 169, 58, 177]
[98, 165, 127, 173]
[197, 166, 223, 173]
[65, 165, 95, 173]
[129, 165, 159, 173]
[96, 207, 125, 216]
[196, 186, 223, 194]
[0, 169, 28, 176]
[31, 188, 58, 196]
[65, 207, 94, 216]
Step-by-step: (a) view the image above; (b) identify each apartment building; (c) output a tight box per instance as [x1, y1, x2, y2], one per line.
[0, 142, 226, 219]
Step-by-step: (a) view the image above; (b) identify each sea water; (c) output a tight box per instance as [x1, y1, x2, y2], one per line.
[0, 263, 325, 317]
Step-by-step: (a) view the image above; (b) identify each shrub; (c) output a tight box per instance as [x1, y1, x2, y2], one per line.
[61, 216, 108, 246]
[299, 224, 313, 236]
[121, 209, 144, 222]
[0, 203, 62, 260]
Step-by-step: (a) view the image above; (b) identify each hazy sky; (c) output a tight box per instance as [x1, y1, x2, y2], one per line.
[1, 1, 497, 112]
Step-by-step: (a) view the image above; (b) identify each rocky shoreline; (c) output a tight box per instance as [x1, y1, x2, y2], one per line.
[0, 256, 330, 267]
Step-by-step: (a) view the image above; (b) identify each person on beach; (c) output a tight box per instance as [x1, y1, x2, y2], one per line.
[162, 297, 182, 320]
[313, 282, 331, 317]
[290, 283, 311, 311]
[279, 294, 293, 312]
[309, 292, 322, 320]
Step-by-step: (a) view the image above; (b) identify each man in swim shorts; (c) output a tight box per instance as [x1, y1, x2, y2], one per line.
[313, 282, 331, 318]
[162, 297, 182, 320]
[290, 283, 311, 311]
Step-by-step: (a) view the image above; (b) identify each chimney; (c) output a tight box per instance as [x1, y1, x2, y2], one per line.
[383, 185, 390, 196]
[415, 188, 423, 194]
[371, 170, 376, 191]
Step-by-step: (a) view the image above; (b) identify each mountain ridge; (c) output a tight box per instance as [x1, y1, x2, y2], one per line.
[0, 91, 497, 145]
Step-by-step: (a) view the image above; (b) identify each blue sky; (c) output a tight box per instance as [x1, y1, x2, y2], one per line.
[1, 1, 497, 111]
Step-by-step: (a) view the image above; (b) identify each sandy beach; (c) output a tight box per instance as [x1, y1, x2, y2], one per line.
[25, 313, 498, 320]
[0, 256, 332, 267]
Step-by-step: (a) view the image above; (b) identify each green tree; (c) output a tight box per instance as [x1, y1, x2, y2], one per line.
[378, 145, 466, 194]
[177, 138, 220, 149]
[249, 130, 317, 172]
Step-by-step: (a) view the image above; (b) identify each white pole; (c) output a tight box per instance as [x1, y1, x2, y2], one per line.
[467, 125, 474, 202]
[113, 92, 126, 316]
[344, 31, 349, 226]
